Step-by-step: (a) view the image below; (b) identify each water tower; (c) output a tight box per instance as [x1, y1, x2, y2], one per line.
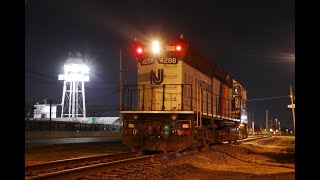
[58, 52, 89, 118]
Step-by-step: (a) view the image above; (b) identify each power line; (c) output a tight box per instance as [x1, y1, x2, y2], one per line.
[247, 95, 288, 102]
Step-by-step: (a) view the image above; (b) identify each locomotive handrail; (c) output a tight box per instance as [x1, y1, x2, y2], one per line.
[122, 83, 242, 121]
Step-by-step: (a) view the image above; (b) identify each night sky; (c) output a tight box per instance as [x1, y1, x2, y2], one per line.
[25, 0, 295, 129]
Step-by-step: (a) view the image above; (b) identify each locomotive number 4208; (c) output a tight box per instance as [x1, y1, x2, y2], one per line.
[158, 57, 178, 64]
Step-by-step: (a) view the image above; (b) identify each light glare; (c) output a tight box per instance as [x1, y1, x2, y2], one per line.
[152, 41, 160, 54]
[137, 47, 143, 54]
[81, 65, 89, 73]
[176, 45, 182, 51]
[64, 64, 89, 74]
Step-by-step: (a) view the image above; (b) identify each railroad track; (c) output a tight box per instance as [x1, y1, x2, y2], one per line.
[238, 135, 271, 143]
[26, 152, 179, 180]
[25, 135, 272, 179]
[79, 136, 272, 179]
[25, 151, 139, 179]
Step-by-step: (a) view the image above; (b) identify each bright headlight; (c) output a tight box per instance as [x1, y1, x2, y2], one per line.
[152, 41, 160, 54]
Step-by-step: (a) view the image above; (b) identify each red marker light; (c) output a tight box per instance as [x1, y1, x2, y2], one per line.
[136, 47, 143, 54]
[176, 45, 182, 51]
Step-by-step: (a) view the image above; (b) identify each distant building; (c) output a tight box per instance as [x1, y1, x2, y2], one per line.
[52, 117, 120, 125]
[31, 102, 119, 125]
[95, 117, 119, 125]
[33, 103, 57, 119]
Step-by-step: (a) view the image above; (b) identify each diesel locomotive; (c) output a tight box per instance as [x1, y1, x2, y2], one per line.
[121, 35, 248, 152]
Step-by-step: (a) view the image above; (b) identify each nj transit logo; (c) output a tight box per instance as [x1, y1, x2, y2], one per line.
[151, 69, 164, 85]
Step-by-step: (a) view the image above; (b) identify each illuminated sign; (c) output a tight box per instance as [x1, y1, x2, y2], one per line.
[58, 74, 89, 81]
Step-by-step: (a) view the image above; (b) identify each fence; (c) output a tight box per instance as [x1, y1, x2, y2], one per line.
[25, 120, 120, 132]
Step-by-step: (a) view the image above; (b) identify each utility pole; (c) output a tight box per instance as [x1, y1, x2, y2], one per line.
[195, 83, 199, 142]
[259, 118, 261, 131]
[290, 84, 295, 133]
[120, 48, 123, 127]
[279, 121, 281, 136]
[200, 88, 202, 127]
[266, 110, 268, 132]
[252, 113, 254, 136]
[248, 112, 250, 130]
[49, 99, 52, 131]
